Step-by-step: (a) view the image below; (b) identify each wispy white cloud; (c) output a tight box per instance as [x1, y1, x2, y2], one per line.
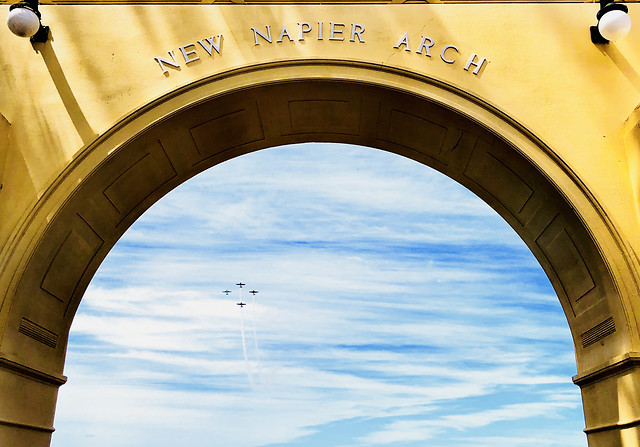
[357, 398, 581, 445]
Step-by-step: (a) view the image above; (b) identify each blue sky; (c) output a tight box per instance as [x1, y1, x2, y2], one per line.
[51, 143, 586, 447]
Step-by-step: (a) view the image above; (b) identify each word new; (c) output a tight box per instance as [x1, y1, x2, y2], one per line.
[154, 34, 223, 74]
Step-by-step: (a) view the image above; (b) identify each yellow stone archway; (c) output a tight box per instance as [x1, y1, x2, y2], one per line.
[1, 3, 640, 447]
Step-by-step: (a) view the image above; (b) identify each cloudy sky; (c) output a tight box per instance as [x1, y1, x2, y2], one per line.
[50, 143, 586, 447]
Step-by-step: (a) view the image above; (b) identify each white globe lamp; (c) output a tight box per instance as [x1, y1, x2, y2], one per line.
[6, 1, 49, 43]
[598, 8, 632, 41]
[7, 6, 40, 38]
[591, 1, 631, 43]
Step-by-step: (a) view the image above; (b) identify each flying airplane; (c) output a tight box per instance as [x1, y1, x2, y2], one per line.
[237, 302, 247, 307]
[223, 290, 231, 295]
[236, 282, 246, 288]
[249, 290, 258, 295]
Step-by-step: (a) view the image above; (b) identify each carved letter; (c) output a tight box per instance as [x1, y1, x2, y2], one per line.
[318, 22, 323, 40]
[350, 23, 365, 43]
[198, 35, 223, 56]
[464, 53, 487, 75]
[179, 44, 199, 64]
[298, 22, 312, 41]
[394, 32, 411, 52]
[278, 24, 294, 42]
[154, 51, 180, 74]
[440, 45, 459, 64]
[416, 36, 434, 56]
[252, 26, 272, 45]
[329, 22, 345, 41]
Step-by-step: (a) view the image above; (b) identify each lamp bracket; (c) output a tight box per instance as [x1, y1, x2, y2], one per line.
[8, 0, 41, 18]
[30, 24, 49, 43]
[597, 2, 629, 20]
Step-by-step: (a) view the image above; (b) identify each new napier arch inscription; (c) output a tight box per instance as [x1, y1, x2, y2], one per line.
[1, 3, 640, 447]
[153, 25, 488, 75]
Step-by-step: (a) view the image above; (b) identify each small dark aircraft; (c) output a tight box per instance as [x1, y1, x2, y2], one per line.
[236, 282, 246, 288]
[237, 302, 247, 307]
[223, 290, 231, 295]
[249, 290, 258, 295]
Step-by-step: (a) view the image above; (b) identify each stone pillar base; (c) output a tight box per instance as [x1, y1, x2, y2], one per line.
[586, 427, 640, 447]
[0, 355, 65, 447]
[0, 421, 54, 447]
[574, 353, 640, 447]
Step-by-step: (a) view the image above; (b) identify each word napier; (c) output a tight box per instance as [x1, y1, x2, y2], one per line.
[251, 22, 366, 44]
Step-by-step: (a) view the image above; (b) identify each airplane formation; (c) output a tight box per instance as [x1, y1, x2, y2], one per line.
[224, 283, 258, 308]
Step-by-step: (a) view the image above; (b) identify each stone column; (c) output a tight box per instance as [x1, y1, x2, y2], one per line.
[0, 356, 66, 447]
[574, 353, 640, 447]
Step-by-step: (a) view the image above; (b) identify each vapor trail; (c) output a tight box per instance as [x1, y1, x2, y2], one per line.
[251, 292, 261, 365]
[239, 306, 256, 390]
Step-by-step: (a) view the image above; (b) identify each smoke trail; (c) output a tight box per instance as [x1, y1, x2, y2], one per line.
[234, 284, 279, 391]
[251, 292, 261, 364]
[239, 305, 256, 390]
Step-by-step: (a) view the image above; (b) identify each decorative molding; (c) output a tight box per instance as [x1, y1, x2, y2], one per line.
[0, 355, 67, 387]
[0, 418, 55, 434]
[573, 352, 640, 387]
[584, 416, 640, 435]
[0, 0, 630, 4]
[0, 113, 9, 193]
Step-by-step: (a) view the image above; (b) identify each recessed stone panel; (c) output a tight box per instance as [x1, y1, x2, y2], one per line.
[103, 140, 176, 219]
[537, 216, 597, 316]
[439, 129, 481, 171]
[376, 107, 447, 160]
[40, 216, 103, 304]
[286, 99, 361, 135]
[464, 142, 534, 223]
[190, 106, 265, 158]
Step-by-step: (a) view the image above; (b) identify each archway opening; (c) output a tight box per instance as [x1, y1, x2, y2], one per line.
[51, 143, 586, 447]
[4, 75, 631, 447]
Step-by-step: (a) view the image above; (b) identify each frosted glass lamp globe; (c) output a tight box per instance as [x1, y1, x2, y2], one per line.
[598, 9, 632, 41]
[7, 6, 40, 38]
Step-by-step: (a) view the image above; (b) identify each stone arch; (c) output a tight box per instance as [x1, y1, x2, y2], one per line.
[1, 62, 639, 446]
